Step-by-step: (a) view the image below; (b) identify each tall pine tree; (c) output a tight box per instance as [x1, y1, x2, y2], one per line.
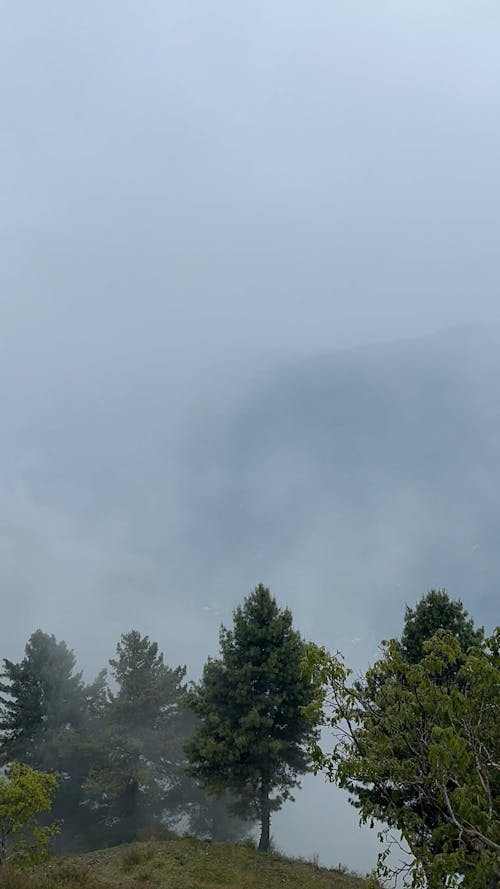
[85, 630, 190, 843]
[185, 584, 318, 852]
[0, 630, 106, 850]
[0, 630, 85, 765]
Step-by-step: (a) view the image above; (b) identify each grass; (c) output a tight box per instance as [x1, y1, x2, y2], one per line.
[0, 837, 373, 889]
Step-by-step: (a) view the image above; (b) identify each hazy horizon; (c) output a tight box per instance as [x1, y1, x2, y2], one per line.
[1, 0, 499, 873]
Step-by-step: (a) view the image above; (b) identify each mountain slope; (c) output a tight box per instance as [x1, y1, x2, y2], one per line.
[180, 325, 500, 642]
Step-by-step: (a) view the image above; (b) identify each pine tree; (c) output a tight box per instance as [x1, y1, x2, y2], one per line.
[0, 630, 85, 765]
[185, 584, 319, 852]
[85, 630, 190, 843]
[0, 630, 105, 850]
[401, 588, 484, 664]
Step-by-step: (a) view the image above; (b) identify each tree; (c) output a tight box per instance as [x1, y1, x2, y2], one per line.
[0, 630, 86, 766]
[345, 591, 486, 869]
[0, 763, 59, 870]
[401, 589, 484, 664]
[0, 631, 107, 851]
[84, 630, 191, 843]
[185, 584, 319, 852]
[307, 629, 500, 889]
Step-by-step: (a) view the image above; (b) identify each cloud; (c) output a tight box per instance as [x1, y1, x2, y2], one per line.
[1, 0, 500, 871]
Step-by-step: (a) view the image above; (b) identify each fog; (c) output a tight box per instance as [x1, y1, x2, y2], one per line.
[1, 0, 500, 874]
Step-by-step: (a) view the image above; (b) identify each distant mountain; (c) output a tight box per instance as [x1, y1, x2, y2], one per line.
[179, 325, 500, 640]
[1, 324, 498, 676]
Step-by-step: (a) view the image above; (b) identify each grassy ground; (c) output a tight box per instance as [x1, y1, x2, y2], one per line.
[1, 837, 372, 889]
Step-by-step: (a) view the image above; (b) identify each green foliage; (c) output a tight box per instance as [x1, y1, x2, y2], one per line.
[401, 589, 484, 664]
[185, 584, 319, 852]
[331, 590, 487, 876]
[0, 631, 86, 765]
[0, 628, 248, 851]
[83, 630, 190, 844]
[307, 629, 500, 888]
[0, 762, 59, 869]
[0, 631, 110, 851]
[109, 630, 186, 724]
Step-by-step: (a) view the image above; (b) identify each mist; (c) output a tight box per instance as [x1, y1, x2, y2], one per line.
[1, 0, 500, 875]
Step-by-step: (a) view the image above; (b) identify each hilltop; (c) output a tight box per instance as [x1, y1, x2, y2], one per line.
[2, 837, 371, 889]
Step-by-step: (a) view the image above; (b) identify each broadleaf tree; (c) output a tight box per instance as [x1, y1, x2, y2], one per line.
[185, 584, 319, 852]
[0, 762, 59, 870]
[342, 591, 486, 869]
[306, 629, 500, 889]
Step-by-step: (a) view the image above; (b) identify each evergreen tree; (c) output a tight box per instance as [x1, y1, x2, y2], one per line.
[185, 584, 319, 852]
[0, 630, 85, 765]
[401, 588, 484, 664]
[85, 630, 190, 843]
[0, 631, 105, 851]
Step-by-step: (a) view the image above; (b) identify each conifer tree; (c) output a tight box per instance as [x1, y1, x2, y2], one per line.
[0, 630, 86, 766]
[401, 588, 484, 664]
[185, 584, 318, 852]
[0, 630, 105, 850]
[85, 630, 190, 843]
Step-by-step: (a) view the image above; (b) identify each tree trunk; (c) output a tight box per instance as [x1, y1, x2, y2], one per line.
[258, 782, 271, 853]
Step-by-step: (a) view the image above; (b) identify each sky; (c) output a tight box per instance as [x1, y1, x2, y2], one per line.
[1, 0, 499, 874]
